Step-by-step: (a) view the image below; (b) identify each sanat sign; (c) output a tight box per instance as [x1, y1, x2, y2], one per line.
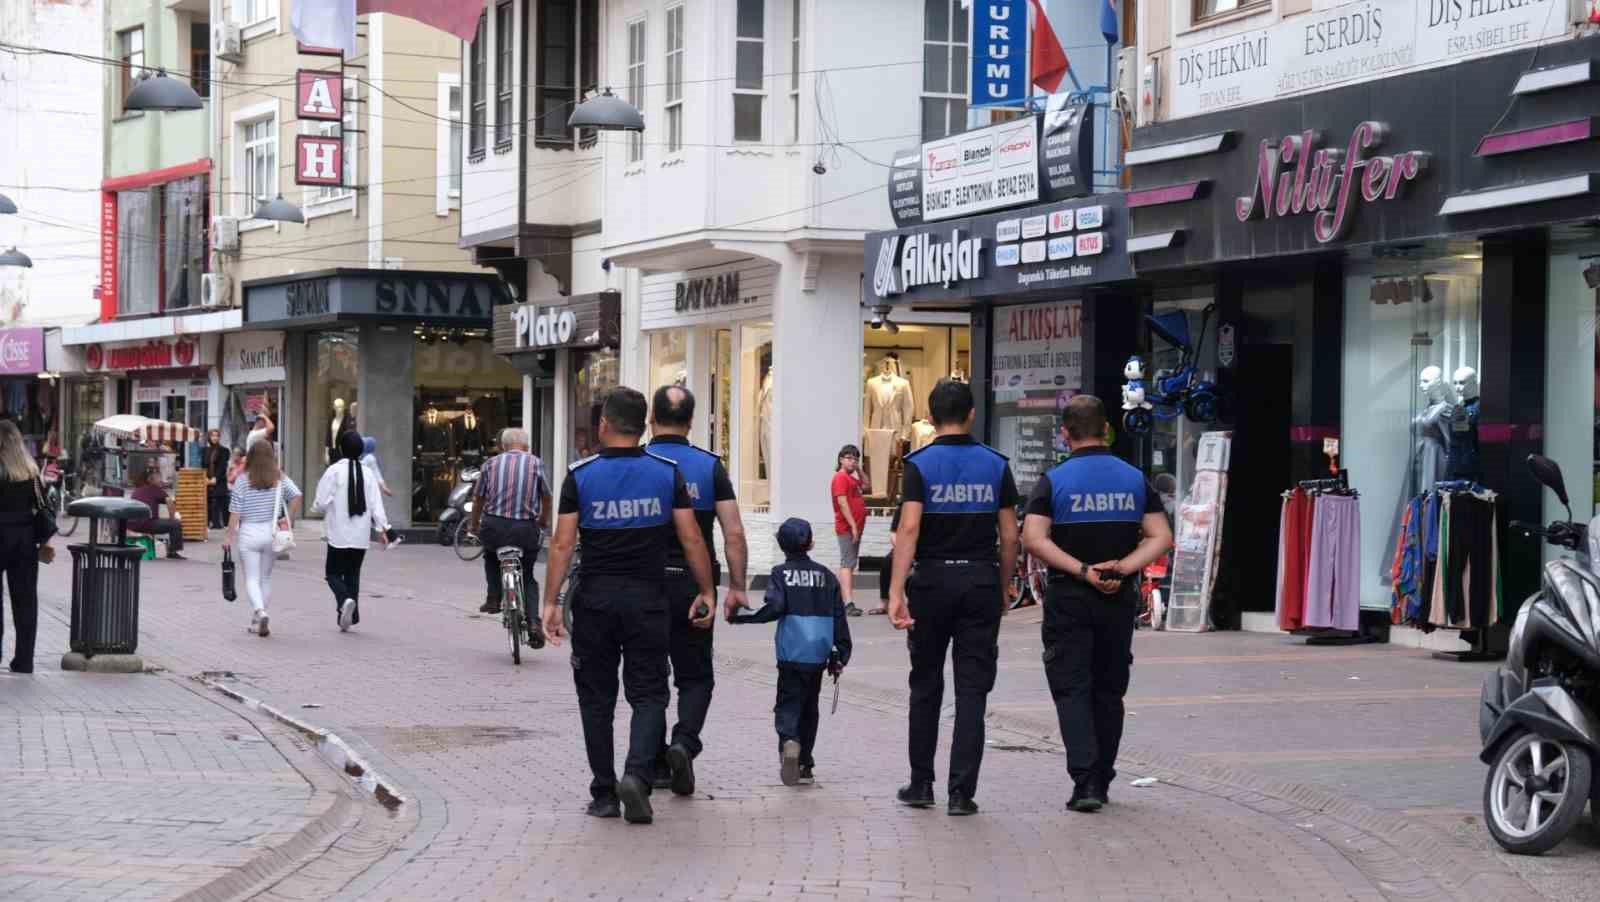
[872, 229, 986, 298]
[970, 0, 1029, 107]
[1236, 121, 1428, 243]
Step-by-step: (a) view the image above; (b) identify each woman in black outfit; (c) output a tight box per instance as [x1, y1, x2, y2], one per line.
[0, 420, 54, 673]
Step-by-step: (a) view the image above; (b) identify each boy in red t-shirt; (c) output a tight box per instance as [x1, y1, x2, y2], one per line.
[830, 444, 868, 616]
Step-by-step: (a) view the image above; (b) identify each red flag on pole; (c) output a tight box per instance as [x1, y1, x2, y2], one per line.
[356, 0, 483, 41]
[1031, 0, 1070, 94]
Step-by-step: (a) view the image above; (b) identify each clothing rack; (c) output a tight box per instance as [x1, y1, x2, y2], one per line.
[1277, 470, 1380, 644]
[1388, 481, 1504, 662]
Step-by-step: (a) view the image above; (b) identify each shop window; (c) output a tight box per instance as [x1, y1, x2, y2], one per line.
[626, 16, 646, 163]
[225, 385, 280, 455]
[740, 323, 774, 505]
[1342, 251, 1482, 610]
[649, 331, 689, 396]
[712, 328, 733, 462]
[733, 0, 765, 142]
[1543, 249, 1600, 526]
[469, 14, 487, 161]
[570, 347, 619, 462]
[921, 0, 967, 142]
[865, 320, 971, 501]
[307, 330, 361, 501]
[665, 4, 685, 153]
[415, 332, 523, 522]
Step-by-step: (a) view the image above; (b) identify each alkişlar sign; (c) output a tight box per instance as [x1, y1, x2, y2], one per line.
[872, 229, 985, 298]
[1235, 121, 1428, 243]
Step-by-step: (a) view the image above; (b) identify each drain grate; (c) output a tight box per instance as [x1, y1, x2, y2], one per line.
[988, 744, 1052, 754]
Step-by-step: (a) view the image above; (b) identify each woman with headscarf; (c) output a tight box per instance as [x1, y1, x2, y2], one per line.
[313, 430, 390, 631]
[0, 421, 53, 672]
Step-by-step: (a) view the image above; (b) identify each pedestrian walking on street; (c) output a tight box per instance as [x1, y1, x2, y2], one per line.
[128, 467, 187, 560]
[830, 444, 868, 616]
[227, 447, 246, 488]
[313, 430, 390, 632]
[888, 379, 1020, 816]
[246, 414, 275, 451]
[730, 518, 852, 787]
[224, 440, 303, 638]
[540, 388, 717, 826]
[0, 421, 53, 673]
[203, 429, 230, 529]
[645, 385, 749, 796]
[360, 436, 401, 545]
[1021, 395, 1172, 812]
[470, 428, 550, 648]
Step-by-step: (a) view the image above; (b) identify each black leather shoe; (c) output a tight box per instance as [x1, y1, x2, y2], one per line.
[586, 797, 620, 818]
[798, 766, 815, 784]
[947, 792, 979, 816]
[666, 742, 696, 796]
[780, 740, 802, 786]
[649, 766, 672, 790]
[1098, 778, 1112, 805]
[526, 622, 546, 649]
[617, 774, 653, 824]
[1067, 781, 1104, 813]
[897, 781, 935, 808]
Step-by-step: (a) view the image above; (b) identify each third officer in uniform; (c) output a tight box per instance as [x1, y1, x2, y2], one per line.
[645, 385, 749, 796]
[887, 379, 1020, 816]
[542, 388, 718, 826]
[1022, 395, 1171, 813]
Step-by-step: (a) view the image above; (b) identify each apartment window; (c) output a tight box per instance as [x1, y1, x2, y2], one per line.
[238, 0, 272, 26]
[190, 22, 210, 99]
[734, 0, 764, 142]
[921, 0, 968, 142]
[494, 1, 513, 149]
[534, 0, 599, 146]
[1195, 0, 1266, 20]
[469, 14, 486, 160]
[790, 1, 800, 143]
[241, 116, 276, 215]
[307, 82, 358, 205]
[117, 27, 144, 116]
[626, 18, 646, 163]
[579, 0, 599, 147]
[449, 86, 463, 194]
[436, 77, 463, 214]
[665, 4, 684, 153]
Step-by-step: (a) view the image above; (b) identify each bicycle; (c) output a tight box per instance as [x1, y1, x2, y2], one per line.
[454, 517, 484, 561]
[496, 546, 531, 665]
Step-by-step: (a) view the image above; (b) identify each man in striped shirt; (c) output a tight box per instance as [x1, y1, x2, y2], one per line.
[470, 428, 551, 644]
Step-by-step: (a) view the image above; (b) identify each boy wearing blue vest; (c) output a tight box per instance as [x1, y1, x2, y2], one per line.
[731, 518, 853, 786]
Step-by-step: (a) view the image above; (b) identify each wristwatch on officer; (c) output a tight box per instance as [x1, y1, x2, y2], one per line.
[1079, 560, 1089, 582]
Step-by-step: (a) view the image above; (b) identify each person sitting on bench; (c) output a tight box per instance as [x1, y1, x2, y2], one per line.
[128, 468, 185, 560]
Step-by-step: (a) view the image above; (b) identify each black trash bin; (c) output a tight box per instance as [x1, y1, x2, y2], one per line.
[65, 497, 153, 656]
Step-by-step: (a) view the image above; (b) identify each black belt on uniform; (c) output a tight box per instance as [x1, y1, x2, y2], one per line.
[916, 559, 997, 567]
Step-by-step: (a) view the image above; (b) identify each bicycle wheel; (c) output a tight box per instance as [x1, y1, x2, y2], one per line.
[454, 519, 484, 561]
[504, 567, 523, 665]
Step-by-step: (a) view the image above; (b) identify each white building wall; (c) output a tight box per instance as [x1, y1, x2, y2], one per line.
[0, 0, 105, 326]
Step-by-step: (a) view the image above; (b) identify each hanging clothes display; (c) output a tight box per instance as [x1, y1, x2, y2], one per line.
[1389, 482, 1502, 631]
[1275, 477, 1361, 634]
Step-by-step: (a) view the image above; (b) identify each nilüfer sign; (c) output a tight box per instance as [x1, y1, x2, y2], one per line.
[1235, 122, 1428, 243]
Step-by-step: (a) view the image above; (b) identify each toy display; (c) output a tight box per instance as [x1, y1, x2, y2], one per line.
[1122, 305, 1224, 435]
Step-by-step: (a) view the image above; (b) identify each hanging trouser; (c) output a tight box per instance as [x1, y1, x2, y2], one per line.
[1304, 494, 1361, 631]
[1275, 489, 1313, 630]
[1444, 495, 1497, 629]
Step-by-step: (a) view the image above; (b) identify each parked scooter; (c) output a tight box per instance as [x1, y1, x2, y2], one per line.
[1478, 454, 1600, 855]
[437, 465, 481, 546]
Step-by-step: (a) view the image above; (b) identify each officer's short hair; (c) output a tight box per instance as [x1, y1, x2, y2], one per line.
[928, 378, 974, 427]
[1061, 394, 1108, 441]
[651, 385, 695, 428]
[601, 388, 649, 437]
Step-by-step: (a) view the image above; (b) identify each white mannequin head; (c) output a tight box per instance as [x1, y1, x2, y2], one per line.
[1124, 356, 1146, 381]
[333, 397, 346, 415]
[1453, 366, 1479, 400]
[1418, 366, 1453, 403]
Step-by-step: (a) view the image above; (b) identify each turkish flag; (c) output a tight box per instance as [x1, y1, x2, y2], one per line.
[1031, 0, 1070, 94]
[356, 0, 483, 41]
[293, 0, 482, 58]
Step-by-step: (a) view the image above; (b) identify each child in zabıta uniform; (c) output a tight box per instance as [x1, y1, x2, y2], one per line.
[731, 517, 852, 786]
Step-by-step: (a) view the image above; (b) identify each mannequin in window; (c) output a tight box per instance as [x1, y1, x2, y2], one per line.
[327, 398, 346, 464]
[757, 368, 774, 479]
[1447, 366, 1481, 481]
[1413, 365, 1457, 493]
[863, 356, 913, 438]
[910, 417, 936, 451]
[419, 405, 451, 454]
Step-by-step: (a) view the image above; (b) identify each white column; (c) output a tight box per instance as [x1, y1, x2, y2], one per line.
[552, 348, 571, 479]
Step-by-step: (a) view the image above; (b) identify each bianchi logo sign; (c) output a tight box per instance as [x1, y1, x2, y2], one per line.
[872, 229, 985, 299]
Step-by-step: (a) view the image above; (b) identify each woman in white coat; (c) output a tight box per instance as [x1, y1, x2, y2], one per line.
[313, 431, 390, 631]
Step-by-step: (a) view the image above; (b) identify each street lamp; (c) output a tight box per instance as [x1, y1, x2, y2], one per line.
[0, 194, 15, 215]
[124, 69, 204, 112]
[0, 247, 34, 268]
[253, 195, 305, 224]
[567, 88, 644, 132]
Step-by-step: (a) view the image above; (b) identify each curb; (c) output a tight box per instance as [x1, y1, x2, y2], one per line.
[196, 674, 407, 810]
[712, 648, 1534, 902]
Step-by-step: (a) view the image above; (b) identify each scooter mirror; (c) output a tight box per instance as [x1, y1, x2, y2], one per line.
[1528, 454, 1570, 508]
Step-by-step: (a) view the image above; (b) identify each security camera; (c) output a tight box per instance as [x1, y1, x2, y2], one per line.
[812, 161, 827, 175]
[870, 305, 899, 334]
[601, 257, 613, 272]
[868, 312, 884, 329]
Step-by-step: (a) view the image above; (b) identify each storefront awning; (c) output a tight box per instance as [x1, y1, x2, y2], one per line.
[93, 415, 200, 444]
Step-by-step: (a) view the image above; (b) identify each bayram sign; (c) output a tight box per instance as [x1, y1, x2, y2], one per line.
[1236, 122, 1428, 243]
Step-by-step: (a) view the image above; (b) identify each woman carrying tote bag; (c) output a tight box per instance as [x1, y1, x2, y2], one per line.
[313, 431, 390, 632]
[224, 440, 301, 637]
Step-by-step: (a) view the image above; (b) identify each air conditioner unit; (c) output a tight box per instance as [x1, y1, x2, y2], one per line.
[214, 23, 243, 63]
[212, 216, 240, 253]
[201, 273, 230, 308]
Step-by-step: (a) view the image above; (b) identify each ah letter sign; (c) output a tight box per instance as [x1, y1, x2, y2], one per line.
[296, 70, 344, 121]
[296, 136, 344, 187]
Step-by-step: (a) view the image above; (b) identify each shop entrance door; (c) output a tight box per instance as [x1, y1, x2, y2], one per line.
[710, 329, 732, 462]
[1216, 343, 1292, 625]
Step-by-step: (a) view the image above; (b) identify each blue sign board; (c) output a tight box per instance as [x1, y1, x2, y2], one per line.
[969, 0, 1029, 108]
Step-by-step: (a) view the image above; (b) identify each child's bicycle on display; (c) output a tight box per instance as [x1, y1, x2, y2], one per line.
[1137, 553, 1172, 630]
[1121, 304, 1224, 436]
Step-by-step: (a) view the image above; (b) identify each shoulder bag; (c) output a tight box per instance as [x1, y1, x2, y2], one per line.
[31, 476, 57, 547]
[271, 481, 296, 554]
[221, 548, 237, 602]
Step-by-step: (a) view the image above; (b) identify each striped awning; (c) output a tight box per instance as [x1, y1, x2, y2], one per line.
[93, 415, 201, 444]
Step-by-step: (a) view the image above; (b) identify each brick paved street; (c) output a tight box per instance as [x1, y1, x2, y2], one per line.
[9, 531, 1599, 900]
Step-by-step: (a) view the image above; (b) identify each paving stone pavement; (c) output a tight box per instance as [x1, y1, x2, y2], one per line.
[11, 529, 1598, 901]
[0, 600, 351, 902]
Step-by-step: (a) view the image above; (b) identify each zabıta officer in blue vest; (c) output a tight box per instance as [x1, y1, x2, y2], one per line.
[645, 385, 749, 797]
[540, 388, 719, 826]
[1022, 395, 1172, 813]
[887, 379, 1021, 816]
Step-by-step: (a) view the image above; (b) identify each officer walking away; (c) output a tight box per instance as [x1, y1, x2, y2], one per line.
[471, 428, 551, 649]
[645, 385, 749, 797]
[541, 388, 718, 826]
[887, 379, 1020, 816]
[1021, 395, 1172, 813]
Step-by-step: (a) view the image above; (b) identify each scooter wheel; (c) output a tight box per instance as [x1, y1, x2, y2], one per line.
[1123, 409, 1153, 435]
[1483, 730, 1591, 855]
[1184, 390, 1220, 424]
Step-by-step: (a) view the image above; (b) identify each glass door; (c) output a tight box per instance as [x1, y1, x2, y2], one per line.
[711, 329, 732, 462]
